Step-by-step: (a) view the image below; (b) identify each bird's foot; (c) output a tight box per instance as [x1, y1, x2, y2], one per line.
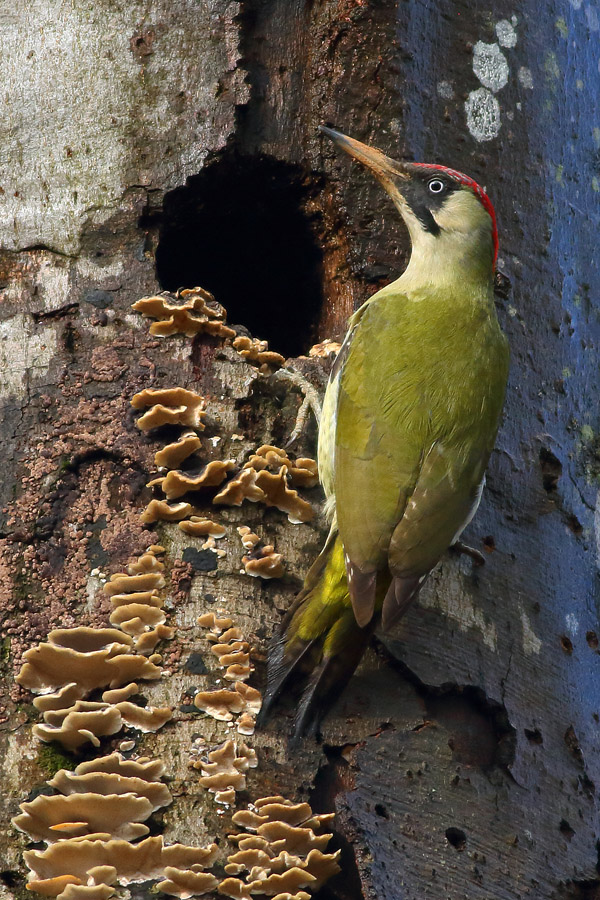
[450, 541, 486, 567]
[273, 367, 322, 448]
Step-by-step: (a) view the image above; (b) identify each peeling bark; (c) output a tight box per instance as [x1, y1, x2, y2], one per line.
[1, 2, 600, 899]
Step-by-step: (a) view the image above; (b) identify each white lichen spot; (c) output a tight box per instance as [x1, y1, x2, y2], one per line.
[419, 578, 497, 651]
[0, 315, 58, 395]
[496, 19, 517, 48]
[518, 66, 534, 89]
[472, 42, 509, 92]
[565, 613, 579, 637]
[520, 610, 542, 654]
[465, 88, 501, 142]
[586, 6, 600, 30]
[569, 0, 582, 7]
[593, 489, 600, 566]
[437, 80, 455, 99]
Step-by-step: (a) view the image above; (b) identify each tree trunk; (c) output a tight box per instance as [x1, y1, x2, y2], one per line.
[1, 1, 599, 898]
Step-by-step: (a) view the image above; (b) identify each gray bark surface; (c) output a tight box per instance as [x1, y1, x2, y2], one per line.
[1, 2, 599, 899]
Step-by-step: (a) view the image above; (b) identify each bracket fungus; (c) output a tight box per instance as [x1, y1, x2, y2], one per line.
[209, 627, 254, 683]
[140, 499, 194, 524]
[131, 388, 206, 431]
[197, 611, 234, 633]
[103, 548, 174, 653]
[13, 792, 155, 844]
[24, 836, 219, 897]
[221, 797, 340, 898]
[232, 336, 285, 374]
[19, 753, 220, 898]
[242, 446, 318, 489]
[193, 739, 258, 803]
[308, 339, 341, 358]
[197, 612, 256, 682]
[157, 867, 220, 898]
[214, 467, 314, 524]
[154, 460, 236, 500]
[179, 517, 227, 539]
[155, 432, 203, 469]
[132, 287, 236, 340]
[237, 526, 285, 580]
[17, 628, 161, 696]
[17, 548, 175, 751]
[194, 682, 261, 722]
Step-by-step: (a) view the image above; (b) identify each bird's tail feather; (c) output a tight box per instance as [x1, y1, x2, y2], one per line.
[258, 532, 380, 739]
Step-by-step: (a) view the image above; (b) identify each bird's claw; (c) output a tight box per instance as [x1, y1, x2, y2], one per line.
[273, 367, 322, 449]
[450, 541, 486, 567]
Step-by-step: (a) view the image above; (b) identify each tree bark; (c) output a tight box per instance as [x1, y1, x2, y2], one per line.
[1, 1, 599, 898]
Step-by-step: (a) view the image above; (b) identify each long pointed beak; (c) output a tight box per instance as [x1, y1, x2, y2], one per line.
[319, 125, 409, 184]
[319, 125, 411, 217]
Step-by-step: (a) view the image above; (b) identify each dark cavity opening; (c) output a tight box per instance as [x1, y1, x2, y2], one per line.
[153, 152, 324, 358]
[445, 826, 467, 850]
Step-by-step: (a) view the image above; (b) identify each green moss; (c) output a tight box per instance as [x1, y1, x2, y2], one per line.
[36, 742, 75, 777]
[555, 16, 568, 38]
[59, 455, 72, 473]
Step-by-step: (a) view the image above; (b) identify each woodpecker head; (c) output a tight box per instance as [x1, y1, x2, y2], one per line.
[320, 126, 498, 278]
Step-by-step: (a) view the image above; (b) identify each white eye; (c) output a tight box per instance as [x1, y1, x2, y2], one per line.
[428, 179, 445, 194]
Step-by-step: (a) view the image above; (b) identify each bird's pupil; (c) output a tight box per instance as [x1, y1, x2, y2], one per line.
[429, 179, 444, 193]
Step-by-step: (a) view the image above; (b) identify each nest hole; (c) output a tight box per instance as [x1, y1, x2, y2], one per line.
[154, 151, 325, 358]
[445, 826, 467, 850]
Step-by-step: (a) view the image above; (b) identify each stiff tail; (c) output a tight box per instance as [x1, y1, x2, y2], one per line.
[258, 533, 383, 741]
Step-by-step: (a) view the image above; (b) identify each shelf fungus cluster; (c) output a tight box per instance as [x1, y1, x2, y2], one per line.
[307, 339, 342, 359]
[213, 444, 317, 525]
[17, 549, 172, 751]
[103, 547, 175, 654]
[232, 336, 285, 374]
[17, 752, 220, 900]
[237, 527, 285, 580]
[131, 385, 234, 540]
[132, 287, 236, 340]
[192, 739, 258, 806]
[219, 796, 341, 900]
[197, 610, 256, 687]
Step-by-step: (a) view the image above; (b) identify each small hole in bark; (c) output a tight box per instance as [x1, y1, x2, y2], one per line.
[539, 447, 562, 492]
[153, 150, 324, 358]
[587, 631, 599, 649]
[560, 819, 575, 840]
[445, 826, 467, 850]
[374, 803, 389, 818]
[565, 725, 584, 766]
[561, 635, 574, 654]
[524, 727, 543, 744]
[567, 514, 583, 535]
[482, 535, 495, 552]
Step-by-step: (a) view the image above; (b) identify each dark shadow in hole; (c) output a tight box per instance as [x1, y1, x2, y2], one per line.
[152, 151, 325, 358]
[445, 826, 467, 850]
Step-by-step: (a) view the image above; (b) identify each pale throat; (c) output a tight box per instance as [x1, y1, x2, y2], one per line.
[396, 221, 495, 295]
[391, 190, 496, 293]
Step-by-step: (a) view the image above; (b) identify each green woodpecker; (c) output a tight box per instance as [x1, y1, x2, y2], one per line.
[260, 127, 509, 738]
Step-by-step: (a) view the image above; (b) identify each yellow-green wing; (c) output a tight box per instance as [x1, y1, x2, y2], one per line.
[333, 287, 508, 627]
[334, 293, 429, 585]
